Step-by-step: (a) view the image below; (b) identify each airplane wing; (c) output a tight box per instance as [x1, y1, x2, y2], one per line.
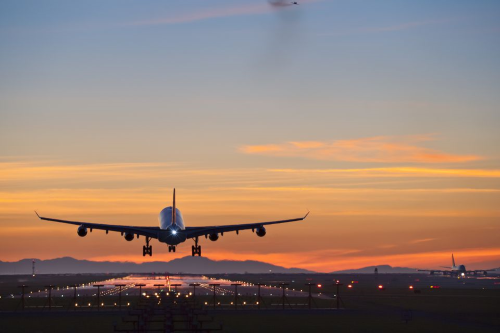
[36, 212, 160, 239]
[183, 212, 309, 239]
[417, 269, 448, 273]
[467, 269, 497, 273]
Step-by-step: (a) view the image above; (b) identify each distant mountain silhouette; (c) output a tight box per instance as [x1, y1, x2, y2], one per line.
[331, 265, 423, 274]
[0, 257, 314, 275]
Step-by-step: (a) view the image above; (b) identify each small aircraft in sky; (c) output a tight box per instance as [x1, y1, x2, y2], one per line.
[418, 254, 496, 276]
[36, 189, 309, 257]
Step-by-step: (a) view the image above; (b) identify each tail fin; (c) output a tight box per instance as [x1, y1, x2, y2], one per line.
[172, 188, 176, 225]
[452, 253, 456, 267]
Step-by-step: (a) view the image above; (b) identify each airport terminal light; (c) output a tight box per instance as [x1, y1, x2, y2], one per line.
[208, 284, 220, 310]
[304, 283, 316, 309]
[255, 283, 265, 310]
[231, 284, 242, 310]
[135, 284, 146, 298]
[93, 285, 104, 311]
[44, 285, 56, 311]
[115, 284, 126, 310]
[335, 282, 344, 310]
[171, 283, 182, 294]
[154, 284, 165, 296]
[279, 283, 290, 310]
[17, 285, 28, 311]
[189, 283, 200, 298]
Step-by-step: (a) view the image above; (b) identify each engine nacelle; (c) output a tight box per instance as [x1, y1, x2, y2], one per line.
[124, 232, 134, 241]
[209, 233, 219, 241]
[77, 225, 87, 237]
[256, 226, 266, 237]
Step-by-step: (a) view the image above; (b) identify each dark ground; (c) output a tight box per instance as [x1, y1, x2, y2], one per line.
[0, 273, 498, 332]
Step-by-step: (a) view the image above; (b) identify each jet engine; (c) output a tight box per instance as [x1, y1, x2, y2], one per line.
[256, 226, 266, 237]
[77, 225, 87, 237]
[209, 233, 219, 241]
[124, 232, 134, 241]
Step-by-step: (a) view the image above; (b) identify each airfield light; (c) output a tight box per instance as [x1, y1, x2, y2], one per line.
[348, 285, 352, 288]
[75, 303, 78, 307]
[88, 303, 91, 306]
[127, 303, 130, 306]
[101, 303, 104, 306]
[204, 302, 208, 305]
[243, 301, 246, 305]
[378, 285, 384, 289]
[461, 273, 465, 276]
[317, 284, 322, 288]
[256, 301, 259, 305]
[409, 286, 414, 289]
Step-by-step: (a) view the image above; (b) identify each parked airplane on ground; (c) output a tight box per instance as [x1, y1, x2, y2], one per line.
[36, 189, 309, 257]
[418, 254, 496, 276]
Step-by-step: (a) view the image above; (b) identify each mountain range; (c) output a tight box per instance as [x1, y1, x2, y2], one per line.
[3, 257, 491, 275]
[0, 256, 314, 275]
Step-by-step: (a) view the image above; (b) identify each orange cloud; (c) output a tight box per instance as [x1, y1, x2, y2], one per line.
[241, 135, 481, 163]
[270, 167, 500, 178]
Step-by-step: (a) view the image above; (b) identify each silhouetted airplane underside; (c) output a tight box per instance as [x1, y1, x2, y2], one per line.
[37, 189, 308, 257]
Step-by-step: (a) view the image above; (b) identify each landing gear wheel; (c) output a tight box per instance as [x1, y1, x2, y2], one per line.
[168, 245, 176, 253]
[191, 237, 202, 256]
[143, 237, 153, 256]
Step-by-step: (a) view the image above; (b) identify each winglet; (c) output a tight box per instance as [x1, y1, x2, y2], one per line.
[303, 211, 310, 219]
[34, 211, 41, 219]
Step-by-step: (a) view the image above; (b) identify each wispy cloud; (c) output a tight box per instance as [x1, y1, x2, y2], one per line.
[241, 135, 481, 163]
[409, 238, 437, 244]
[130, 0, 320, 26]
[270, 167, 500, 178]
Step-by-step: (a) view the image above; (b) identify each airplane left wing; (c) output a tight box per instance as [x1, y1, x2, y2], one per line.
[183, 212, 309, 239]
[36, 212, 160, 239]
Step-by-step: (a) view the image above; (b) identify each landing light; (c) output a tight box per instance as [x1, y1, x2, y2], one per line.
[172, 230, 177, 235]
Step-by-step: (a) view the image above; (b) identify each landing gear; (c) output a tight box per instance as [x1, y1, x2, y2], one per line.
[168, 245, 176, 253]
[192, 237, 201, 257]
[143, 237, 152, 256]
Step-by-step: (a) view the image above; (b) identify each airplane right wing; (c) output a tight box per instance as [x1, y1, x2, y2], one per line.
[182, 212, 309, 239]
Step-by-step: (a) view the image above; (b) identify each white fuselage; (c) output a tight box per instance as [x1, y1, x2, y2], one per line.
[158, 207, 186, 245]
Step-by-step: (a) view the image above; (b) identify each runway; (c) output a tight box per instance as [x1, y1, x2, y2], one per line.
[17, 274, 332, 299]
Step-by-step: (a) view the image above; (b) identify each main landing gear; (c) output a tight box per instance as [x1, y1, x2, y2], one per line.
[168, 245, 176, 253]
[192, 237, 201, 257]
[143, 237, 153, 257]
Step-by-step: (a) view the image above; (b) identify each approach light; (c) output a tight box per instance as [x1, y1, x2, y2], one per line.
[378, 285, 384, 289]
[347, 285, 352, 288]
[317, 284, 322, 288]
[409, 286, 414, 289]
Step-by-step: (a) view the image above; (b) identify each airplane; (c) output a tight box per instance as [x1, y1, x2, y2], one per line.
[417, 254, 496, 276]
[36, 189, 309, 257]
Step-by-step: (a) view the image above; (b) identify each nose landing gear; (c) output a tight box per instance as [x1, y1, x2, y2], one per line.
[168, 245, 176, 252]
[192, 237, 201, 257]
[143, 237, 153, 256]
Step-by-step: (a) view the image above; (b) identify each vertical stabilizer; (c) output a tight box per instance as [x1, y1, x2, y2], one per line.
[172, 188, 176, 225]
[452, 253, 456, 267]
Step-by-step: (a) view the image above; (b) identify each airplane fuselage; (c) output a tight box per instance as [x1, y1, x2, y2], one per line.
[158, 206, 186, 245]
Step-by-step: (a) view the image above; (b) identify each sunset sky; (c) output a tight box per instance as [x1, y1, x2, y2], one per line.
[1, 0, 499, 272]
